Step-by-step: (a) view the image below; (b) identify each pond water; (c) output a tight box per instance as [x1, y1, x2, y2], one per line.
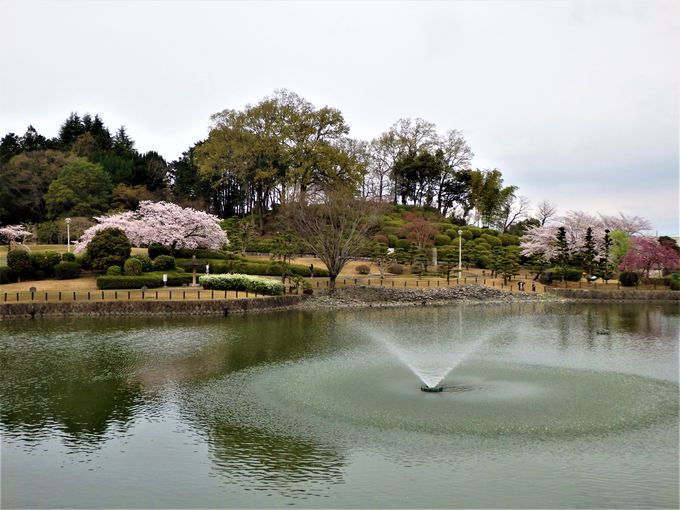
[1, 302, 678, 508]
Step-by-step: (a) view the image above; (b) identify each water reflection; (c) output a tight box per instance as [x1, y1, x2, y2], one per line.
[0, 340, 142, 444]
[0, 303, 677, 508]
[204, 423, 345, 495]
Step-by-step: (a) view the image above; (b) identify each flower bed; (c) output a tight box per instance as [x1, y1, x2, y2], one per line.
[199, 274, 284, 295]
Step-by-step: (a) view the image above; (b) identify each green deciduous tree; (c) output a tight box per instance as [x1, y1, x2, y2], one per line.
[0, 150, 73, 223]
[44, 159, 112, 218]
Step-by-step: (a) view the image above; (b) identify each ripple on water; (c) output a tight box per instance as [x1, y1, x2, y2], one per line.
[186, 352, 678, 448]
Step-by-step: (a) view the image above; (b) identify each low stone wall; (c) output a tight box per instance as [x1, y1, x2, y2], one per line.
[546, 287, 679, 301]
[0, 295, 306, 320]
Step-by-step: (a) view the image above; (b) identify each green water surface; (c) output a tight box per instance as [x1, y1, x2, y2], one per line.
[1, 302, 678, 508]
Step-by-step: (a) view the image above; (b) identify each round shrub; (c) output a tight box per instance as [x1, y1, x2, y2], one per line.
[7, 250, 32, 280]
[459, 230, 473, 241]
[444, 229, 460, 239]
[481, 234, 502, 247]
[499, 233, 520, 246]
[129, 254, 153, 272]
[107, 265, 122, 276]
[54, 261, 81, 280]
[124, 258, 143, 276]
[87, 228, 132, 270]
[0, 266, 17, 284]
[395, 239, 411, 250]
[670, 280, 680, 291]
[30, 251, 62, 278]
[61, 252, 76, 262]
[434, 234, 451, 246]
[373, 234, 389, 246]
[153, 255, 176, 271]
[355, 264, 371, 275]
[387, 263, 404, 275]
[619, 271, 639, 287]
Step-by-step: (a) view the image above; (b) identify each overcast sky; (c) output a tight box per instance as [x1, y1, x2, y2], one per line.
[1, 0, 678, 234]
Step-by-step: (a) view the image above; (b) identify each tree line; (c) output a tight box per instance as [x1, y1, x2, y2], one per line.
[0, 90, 528, 234]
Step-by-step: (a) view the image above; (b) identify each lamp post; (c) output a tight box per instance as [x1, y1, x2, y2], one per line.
[65, 218, 71, 253]
[458, 230, 463, 278]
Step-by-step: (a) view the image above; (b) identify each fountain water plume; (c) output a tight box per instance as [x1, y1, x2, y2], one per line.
[355, 307, 491, 389]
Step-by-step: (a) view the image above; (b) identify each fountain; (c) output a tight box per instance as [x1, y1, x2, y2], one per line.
[357, 306, 489, 392]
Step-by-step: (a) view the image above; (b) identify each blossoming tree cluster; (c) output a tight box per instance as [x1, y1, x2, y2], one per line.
[520, 211, 651, 261]
[75, 201, 228, 254]
[0, 224, 32, 249]
[618, 236, 680, 277]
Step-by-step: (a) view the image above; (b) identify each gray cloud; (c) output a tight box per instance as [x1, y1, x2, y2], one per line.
[1, 0, 677, 233]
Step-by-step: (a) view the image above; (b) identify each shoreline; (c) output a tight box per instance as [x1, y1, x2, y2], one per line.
[0, 284, 676, 320]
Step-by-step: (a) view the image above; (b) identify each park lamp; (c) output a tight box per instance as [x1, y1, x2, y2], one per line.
[65, 218, 72, 253]
[458, 230, 463, 277]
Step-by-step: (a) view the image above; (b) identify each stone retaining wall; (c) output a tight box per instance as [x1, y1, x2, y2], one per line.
[546, 287, 679, 301]
[0, 295, 306, 320]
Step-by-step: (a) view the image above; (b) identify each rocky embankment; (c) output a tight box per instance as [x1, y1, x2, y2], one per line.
[301, 284, 546, 309]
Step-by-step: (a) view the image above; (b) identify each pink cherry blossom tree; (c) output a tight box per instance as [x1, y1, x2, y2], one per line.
[0, 224, 33, 249]
[521, 210, 651, 261]
[618, 236, 680, 277]
[75, 201, 228, 255]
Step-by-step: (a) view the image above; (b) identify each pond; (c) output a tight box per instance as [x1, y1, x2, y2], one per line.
[1, 302, 678, 508]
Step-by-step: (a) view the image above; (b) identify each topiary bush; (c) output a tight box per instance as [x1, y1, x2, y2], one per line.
[54, 261, 81, 280]
[387, 263, 404, 275]
[7, 250, 32, 280]
[87, 228, 132, 270]
[30, 251, 62, 278]
[0, 266, 17, 284]
[129, 254, 153, 272]
[670, 280, 680, 291]
[107, 265, 122, 276]
[153, 255, 176, 271]
[124, 257, 143, 276]
[355, 264, 371, 275]
[61, 252, 76, 262]
[395, 239, 411, 250]
[387, 234, 399, 248]
[199, 274, 284, 295]
[434, 234, 451, 246]
[619, 271, 639, 287]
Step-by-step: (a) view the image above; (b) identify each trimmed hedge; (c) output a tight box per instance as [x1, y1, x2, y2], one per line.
[96, 272, 193, 289]
[619, 271, 639, 287]
[0, 266, 17, 284]
[355, 264, 371, 275]
[61, 252, 76, 262]
[54, 261, 82, 280]
[199, 274, 284, 295]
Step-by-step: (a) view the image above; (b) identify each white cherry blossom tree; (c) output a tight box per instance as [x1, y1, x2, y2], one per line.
[0, 224, 33, 249]
[75, 201, 228, 254]
[520, 211, 651, 261]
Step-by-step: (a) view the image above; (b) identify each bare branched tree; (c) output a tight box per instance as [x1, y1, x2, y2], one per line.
[536, 200, 557, 226]
[498, 195, 531, 233]
[284, 190, 385, 290]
